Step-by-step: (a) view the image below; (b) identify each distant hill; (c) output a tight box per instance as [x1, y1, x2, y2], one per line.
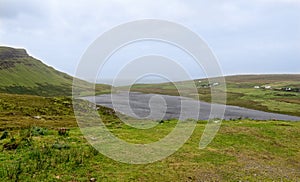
[224, 74, 300, 86]
[0, 46, 111, 96]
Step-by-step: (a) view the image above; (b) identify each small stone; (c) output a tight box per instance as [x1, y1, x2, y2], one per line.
[90, 178, 96, 182]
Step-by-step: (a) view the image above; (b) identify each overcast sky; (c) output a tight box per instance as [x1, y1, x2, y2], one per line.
[0, 0, 299, 83]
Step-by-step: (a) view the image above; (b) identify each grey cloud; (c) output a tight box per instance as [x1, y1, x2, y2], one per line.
[0, 0, 46, 19]
[0, 0, 299, 78]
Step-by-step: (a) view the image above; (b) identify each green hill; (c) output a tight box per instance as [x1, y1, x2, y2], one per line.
[0, 46, 111, 96]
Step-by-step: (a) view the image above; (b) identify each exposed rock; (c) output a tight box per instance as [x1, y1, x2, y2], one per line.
[90, 178, 96, 182]
[0, 46, 29, 60]
[0, 47, 30, 70]
[0, 61, 16, 70]
[33, 116, 42, 119]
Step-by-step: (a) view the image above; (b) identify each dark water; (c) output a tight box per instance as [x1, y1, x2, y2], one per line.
[82, 92, 300, 121]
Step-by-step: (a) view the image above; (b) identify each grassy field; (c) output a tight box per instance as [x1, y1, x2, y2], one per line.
[0, 93, 299, 181]
[129, 74, 300, 116]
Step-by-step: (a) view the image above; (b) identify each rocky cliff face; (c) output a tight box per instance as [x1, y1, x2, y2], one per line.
[0, 46, 29, 60]
[0, 47, 32, 70]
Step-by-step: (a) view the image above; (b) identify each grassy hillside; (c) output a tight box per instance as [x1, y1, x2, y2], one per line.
[0, 46, 111, 96]
[0, 93, 299, 181]
[225, 74, 300, 85]
[129, 74, 300, 117]
[224, 74, 300, 116]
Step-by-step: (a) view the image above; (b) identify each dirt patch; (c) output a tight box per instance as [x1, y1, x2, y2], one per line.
[219, 126, 258, 135]
[195, 170, 223, 182]
[235, 151, 300, 181]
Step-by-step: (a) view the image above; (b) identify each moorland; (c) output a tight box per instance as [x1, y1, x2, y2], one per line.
[0, 46, 299, 181]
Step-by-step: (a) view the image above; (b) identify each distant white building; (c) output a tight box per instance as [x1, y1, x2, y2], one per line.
[264, 85, 272, 89]
[284, 87, 292, 91]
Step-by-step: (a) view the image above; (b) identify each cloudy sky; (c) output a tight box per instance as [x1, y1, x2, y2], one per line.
[0, 0, 299, 83]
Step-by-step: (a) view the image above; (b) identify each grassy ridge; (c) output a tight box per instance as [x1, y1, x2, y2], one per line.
[0, 46, 112, 96]
[0, 47, 73, 96]
[0, 93, 299, 181]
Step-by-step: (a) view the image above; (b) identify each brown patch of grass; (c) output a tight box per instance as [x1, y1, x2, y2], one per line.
[234, 151, 300, 181]
[218, 125, 259, 136]
[0, 116, 77, 131]
[274, 98, 300, 104]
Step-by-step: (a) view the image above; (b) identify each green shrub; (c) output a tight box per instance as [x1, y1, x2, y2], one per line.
[58, 128, 69, 136]
[3, 137, 19, 150]
[31, 126, 48, 136]
[52, 142, 70, 150]
[0, 131, 9, 140]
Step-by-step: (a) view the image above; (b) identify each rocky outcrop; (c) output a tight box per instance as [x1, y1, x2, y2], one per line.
[0, 47, 31, 69]
[0, 46, 29, 60]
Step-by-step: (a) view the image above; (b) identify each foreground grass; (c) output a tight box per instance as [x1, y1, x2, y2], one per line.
[0, 117, 299, 181]
[0, 92, 299, 181]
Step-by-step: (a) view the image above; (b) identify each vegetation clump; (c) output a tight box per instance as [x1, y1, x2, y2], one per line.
[0, 130, 8, 140]
[31, 127, 48, 136]
[58, 128, 69, 136]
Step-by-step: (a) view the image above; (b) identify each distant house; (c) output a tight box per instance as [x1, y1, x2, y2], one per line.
[282, 87, 295, 92]
[254, 86, 260, 89]
[198, 82, 220, 88]
[263, 85, 272, 89]
[212, 82, 219, 86]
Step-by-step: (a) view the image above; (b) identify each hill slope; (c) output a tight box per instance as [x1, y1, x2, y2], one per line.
[0, 46, 111, 96]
